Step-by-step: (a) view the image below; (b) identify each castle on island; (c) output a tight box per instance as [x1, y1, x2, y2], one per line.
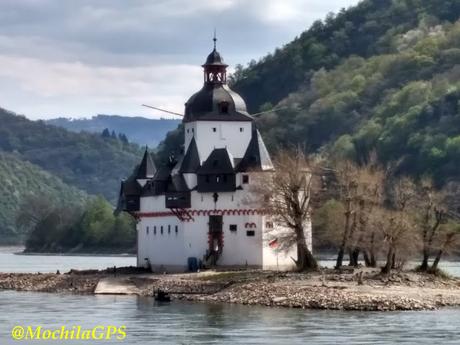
[117, 39, 312, 272]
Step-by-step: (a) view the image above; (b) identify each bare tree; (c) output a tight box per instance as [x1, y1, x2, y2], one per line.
[371, 207, 418, 274]
[350, 160, 385, 267]
[332, 158, 385, 269]
[333, 160, 359, 269]
[431, 224, 460, 271]
[250, 149, 319, 271]
[416, 178, 448, 271]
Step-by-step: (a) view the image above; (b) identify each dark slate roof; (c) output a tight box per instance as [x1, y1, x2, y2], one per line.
[237, 128, 274, 172]
[179, 137, 200, 173]
[123, 167, 142, 195]
[198, 148, 235, 174]
[152, 164, 173, 181]
[183, 84, 252, 123]
[140, 179, 156, 197]
[135, 148, 156, 179]
[203, 49, 228, 67]
[172, 174, 189, 192]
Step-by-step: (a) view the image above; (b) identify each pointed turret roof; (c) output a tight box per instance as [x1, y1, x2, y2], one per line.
[179, 137, 200, 173]
[135, 147, 156, 179]
[237, 128, 274, 172]
[114, 166, 142, 215]
[198, 148, 234, 174]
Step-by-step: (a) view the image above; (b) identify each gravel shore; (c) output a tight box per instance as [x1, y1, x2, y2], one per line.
[1, 267, 460, 311]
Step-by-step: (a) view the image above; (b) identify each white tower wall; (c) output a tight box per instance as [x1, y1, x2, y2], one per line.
[185, 121, 252, 162]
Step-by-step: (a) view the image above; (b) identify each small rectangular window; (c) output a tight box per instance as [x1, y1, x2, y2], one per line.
[175, 225, 178, 234]
[229, 224, 237, 231]
[146, 226, 149, 235]
[242, 175, 249, 184]
[168, 225, 171, 234]
[246, 230, 255, 237]
[220, 102, 229, 114]
[240, 127, 244, 132]
[187, 129, 189, 133]
[161, 226, 163, 235]
[154, 226, 157, 235]
[212, 127, 217, 132]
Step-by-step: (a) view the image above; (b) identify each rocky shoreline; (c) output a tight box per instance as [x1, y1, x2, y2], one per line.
[1, 267, 460, 311]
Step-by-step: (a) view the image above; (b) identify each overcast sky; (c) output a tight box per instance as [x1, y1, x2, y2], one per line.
[0, 0, 360, 120]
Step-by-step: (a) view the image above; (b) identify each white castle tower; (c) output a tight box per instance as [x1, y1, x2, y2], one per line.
[117, 39, 310, 272]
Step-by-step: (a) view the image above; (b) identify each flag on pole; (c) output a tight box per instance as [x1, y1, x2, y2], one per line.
[268, 238, 278, 249]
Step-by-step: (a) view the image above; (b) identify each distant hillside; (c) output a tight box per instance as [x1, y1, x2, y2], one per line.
[46, 115, 181, 147]
[0, 108, 143, 202]
[0, 152, 88, 244]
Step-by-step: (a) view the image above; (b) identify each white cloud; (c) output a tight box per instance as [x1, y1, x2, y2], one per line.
[0, 55, 202, 118]
[0, 0, 360, 119]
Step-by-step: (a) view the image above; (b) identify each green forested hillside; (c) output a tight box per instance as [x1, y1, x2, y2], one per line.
[231, 0, 460, 113]
[0, 108, 143, 202]
[0, 152, 88, 244]
[223, 0, 460, 185]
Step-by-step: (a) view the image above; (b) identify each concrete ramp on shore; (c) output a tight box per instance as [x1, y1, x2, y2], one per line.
[94, 277, 140, 295]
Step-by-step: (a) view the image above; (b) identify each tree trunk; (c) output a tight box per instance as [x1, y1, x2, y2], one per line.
[430, 233, 454, 272]
[420, 251, 430, 271]
[336, 201, 352, 269]
[381, 246, 394, 275]
[391, 252, 397, 269]
[431, 250, 443, 271]
[370, 252, 377, 267]
[423, 215, 443, 271]
[348, 248, 354, 266]
[367, 232, 377, 267]
[335, 248, 345, 270]
[363, 250, 371, 267]
[295, 226, 318, 271]
[350, 248, 360, 267]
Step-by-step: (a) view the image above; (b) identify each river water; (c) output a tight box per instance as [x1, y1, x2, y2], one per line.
[1, 247, 460, 344]
[1, 291, 460, 345]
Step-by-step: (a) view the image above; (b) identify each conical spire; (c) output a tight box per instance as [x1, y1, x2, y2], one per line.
[136, 146, 156, 179]
[238, 127, 274, 172]
[179, 137, 200, 173]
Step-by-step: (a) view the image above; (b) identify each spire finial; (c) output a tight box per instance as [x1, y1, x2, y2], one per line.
[213, 28, 217, 50]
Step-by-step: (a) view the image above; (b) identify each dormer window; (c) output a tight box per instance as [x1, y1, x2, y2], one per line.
[219, 102, 229, 114]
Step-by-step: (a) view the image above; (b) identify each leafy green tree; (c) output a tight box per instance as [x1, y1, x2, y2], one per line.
[80, 196, 115, 246]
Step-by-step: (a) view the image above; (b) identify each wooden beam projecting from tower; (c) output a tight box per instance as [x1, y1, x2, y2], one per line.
[142, 104, 184, 117]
